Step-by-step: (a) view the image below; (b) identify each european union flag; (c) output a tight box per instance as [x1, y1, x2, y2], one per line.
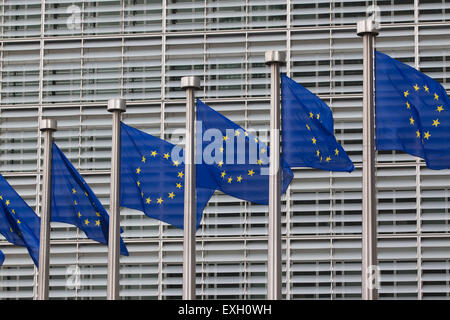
[196, 99, 294, 205]
[375, 51, 450, 169]
[120, 122, 216, 230]
[281, 74, 355, 172]
[51, 143, 128, 255]
[0, 174, 40, 267]
[0, 249, 4, 267]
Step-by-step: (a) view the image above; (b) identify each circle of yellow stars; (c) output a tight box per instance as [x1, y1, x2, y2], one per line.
[71, 187, 102, 227]
[135, 150, 183, 207]
[305, 111, 339, 164]
[216, 129, 268, 184]
[0, 195, 24, 236]
[403, 83, 444, 143]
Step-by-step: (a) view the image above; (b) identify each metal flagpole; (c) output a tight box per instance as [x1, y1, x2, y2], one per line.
[181, 76, 200, 300]
[106, 98, 126, 300]
[38, 118, 57, 300]
[357, 18, 379, 300]
[265, 50, 285, 300]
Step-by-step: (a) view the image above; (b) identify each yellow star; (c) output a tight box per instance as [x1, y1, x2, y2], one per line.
[257, 159, 263, 165]
[237, 176, 243, 183]
[235, 130, 240, 136]
[74, 200, 78, 206]
[5, 200, 9, 206]
[146, 197, 151, 204]
[409, 117, 415, 125]
[260, 148, 266, 154]
[424, 131, 431, 140]
[434, 93, 439, 100]
[84, 219, 90, 225]
[326, 156, 331, 162]
[320, 156, 323, 162]
[413, 84, 419, 91]
[78, 212, 82, 218]
[84, 191, 88, 197]
[141, 192, 144, 198]
[173, 160, 180, 167]
[168, 192, 175, 199]
[432, 119, 440, 127]
[335, 148, 339, 156]
[136, 167, 141, 174]
[96, 212, 100, 217]
[223, 135, 228, 141]
[221, 171, 226, 178]
[316, 150, 320, 157]
[316, 113, 320, 120]
[137, 181, 141, 187]
[312, 137, 316, 145]
[163, 153, 170, 160]
[254, 137, 258, 143]
[17, 219, 21, 224]
[219, 147, 224, 153]
[436, 106, 444, 112]
[309, 112, 314, 119]
[424, 85, 429, 92]
[11, 209, 15, 214]
[72, 188, 76, 194]
[151, 151, 158, 157]
[0, 195, 2, 200]
[178, 171, 184, 178]
[141, 156, 146, 163]
[95, 220, 101, 227]
[406, 101, 411, 109]
[306, 124, 311, 131]
[404, 90, 409, 97]
[248, 169, 255, 176]
[176, 183, 182, 189]
[244, 131, 248, 136]
[416, 130, 420, 138]
[227, 177, 233, 184]
[218, 161, 223, 167]
[157, 197, 163, 204]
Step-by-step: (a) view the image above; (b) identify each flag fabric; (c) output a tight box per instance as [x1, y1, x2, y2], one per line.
[375, 51, 450, 169]
[0, 249, 4, 267]
[120, 122, 216, 230]
[0, 174, 40, 267]
[51, 143, 128, 255]
[281, 73, 355, 172]
[196, 99, 294, 205]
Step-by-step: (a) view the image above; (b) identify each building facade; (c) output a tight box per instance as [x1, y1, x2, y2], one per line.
[0, 0, 449, 299]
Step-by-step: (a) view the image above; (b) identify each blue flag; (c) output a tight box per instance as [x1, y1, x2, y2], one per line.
[120, 122, 216, 230]
[375, 51, 450, 169]
[281, 74, 354, 172]
[0, 174, 40, 267]
[0, 249, 4, 267]
[51, 143, 128, 255]
[196, 99, 294, 205]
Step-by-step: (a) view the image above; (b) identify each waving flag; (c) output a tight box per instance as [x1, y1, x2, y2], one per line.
[120, 122, 216, 230]
[281, 74, 354, 172]
[196, 99, 294, 205]
[0, 174, 40, 267]
[51, 143, 128, 255]
[375, 51, 450, 169]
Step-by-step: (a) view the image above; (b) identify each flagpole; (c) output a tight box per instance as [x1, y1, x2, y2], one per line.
[106, 98, 126, 300]
[38, 118, 57, 300]
[181, 76, 200, 300]
[265, 50, 285, 300]
[357, 18, 379, 300]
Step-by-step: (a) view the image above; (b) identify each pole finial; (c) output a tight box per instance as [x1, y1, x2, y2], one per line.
[265, 51, 286, 66]
[39, 118, 57, 132]
[181, 76, 201, 90]
[107, 98, 126, 113]
[357, 18, 380, 36]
